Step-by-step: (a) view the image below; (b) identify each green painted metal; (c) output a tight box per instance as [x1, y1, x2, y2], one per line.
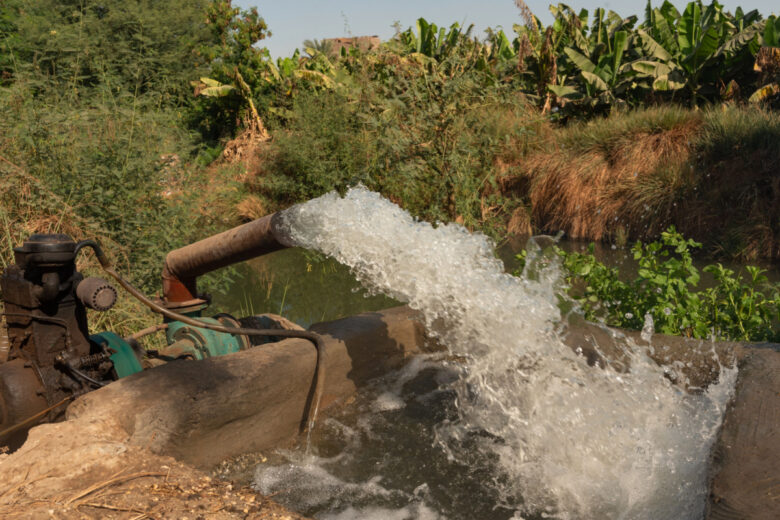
[165, 317, 244, 360]
[91, 331, 143, 378]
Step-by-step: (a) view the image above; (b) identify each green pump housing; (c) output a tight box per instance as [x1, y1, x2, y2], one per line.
[90, 331, 144, 379]
[91, 312, 250, 379]
[162, 314, 250, 361]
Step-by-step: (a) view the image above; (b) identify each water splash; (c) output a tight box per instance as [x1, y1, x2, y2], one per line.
[641, 313, 655, 343]
[275, 186, 736, 519]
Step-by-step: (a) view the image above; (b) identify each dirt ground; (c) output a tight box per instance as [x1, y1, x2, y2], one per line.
[0, 451, 307, 520]
[0, 417, 308, 520]
[0, 307, 426, 520]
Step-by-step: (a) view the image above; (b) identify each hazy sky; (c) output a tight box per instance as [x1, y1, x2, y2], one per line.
[235, 1, 778, 59]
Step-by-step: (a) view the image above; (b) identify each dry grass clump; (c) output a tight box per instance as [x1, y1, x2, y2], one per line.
[221, 122, 271, 167]
[506, 205, 533, 236]
[236, 194, 268, 221]
[519, 107, 702, 242]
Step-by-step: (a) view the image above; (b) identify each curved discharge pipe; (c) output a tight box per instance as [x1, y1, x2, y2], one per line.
[161, 212, 293, 304]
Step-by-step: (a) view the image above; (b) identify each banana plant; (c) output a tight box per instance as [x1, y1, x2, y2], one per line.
[514, 4, 587, 108]
[633, 0, 759, 104]
[485, 28, 516, 62]
[398, 18, 474, 60]
[763, 14, 780, 46]
[192, 70, 268, 138]
[262, 48, 337, 96]
[581, 7, 638, 54]
[561, 28, 634, 105]
[750, 16, 780, 105]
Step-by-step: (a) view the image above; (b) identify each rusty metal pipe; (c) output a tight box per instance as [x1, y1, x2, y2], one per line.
[161, 212, 293, 303]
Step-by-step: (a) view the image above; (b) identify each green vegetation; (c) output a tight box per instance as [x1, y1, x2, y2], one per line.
[0, 0, 253, 338]
[200, 0, 777, 260]
[0, 0, 244, 290]
[516, 228, 780, 342]
[0, 0, 778, 340]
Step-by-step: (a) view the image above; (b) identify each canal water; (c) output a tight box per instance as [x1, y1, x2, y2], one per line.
[209, 187, 771, 519]
[212, 237, 777, 329]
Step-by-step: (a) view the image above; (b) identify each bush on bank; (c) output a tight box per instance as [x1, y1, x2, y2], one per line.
[515, 228, 780, 342]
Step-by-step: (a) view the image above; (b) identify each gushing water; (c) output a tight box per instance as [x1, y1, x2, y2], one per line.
[269, 186, 735, 519]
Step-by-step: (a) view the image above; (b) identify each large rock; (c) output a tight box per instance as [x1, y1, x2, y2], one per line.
[707, 343, 780, 520]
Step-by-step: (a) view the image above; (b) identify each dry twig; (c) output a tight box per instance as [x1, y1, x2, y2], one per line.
[65, 471, 165, 505]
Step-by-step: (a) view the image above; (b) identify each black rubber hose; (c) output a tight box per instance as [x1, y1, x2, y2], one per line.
[65, 363, 107, 388]
[74, 240, 326, 434]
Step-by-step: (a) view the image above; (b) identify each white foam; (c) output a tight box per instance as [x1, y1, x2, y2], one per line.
[255, 452, 439, 519]
[372, 391, 406, 412]
[321, 504, 443, 520]
[276, 186, 736, 519]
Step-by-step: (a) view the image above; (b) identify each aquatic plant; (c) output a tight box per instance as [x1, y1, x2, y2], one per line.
[515, 227, 780, 341]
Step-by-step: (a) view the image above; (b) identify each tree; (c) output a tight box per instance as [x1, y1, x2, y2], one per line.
[302, 38, 334, 56]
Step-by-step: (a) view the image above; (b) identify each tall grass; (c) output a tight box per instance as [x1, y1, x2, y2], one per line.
[0, 76, 217, 289]
[0, 159, 158, 338]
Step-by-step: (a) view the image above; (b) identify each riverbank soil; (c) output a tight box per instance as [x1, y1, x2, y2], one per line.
[0, 428, 307, 519]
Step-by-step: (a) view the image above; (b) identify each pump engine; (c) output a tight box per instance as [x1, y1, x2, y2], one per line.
[0, 234, 130, 448]
[0, 213, 322, 451]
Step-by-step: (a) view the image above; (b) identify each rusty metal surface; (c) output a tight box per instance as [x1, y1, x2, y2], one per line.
[0, 234, 117, 447]
[162, 212, 291, 303]
[156, 338, 198, 360]
[0, 359, 50, 449]
[75, 276, 117, 311]
[0, 312, 9, 364]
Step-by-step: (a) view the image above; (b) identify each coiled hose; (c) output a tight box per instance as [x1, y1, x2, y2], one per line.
[74, 240, 327, 435]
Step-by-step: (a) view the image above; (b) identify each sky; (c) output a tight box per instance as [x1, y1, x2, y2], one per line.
[236, 1, 778, 59]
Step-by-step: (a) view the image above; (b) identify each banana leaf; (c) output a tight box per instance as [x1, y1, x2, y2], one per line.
[715, 22, 763, 58]
[764, 15, 779, 47]
[582, 70, 610, 91]
[564, 47, 598, 74]
[548, 84, 583, 98]
[749, 83, 780, 103]
[631, 60, 674, 76]
[653, 73, 685, 91]
[611, 31, 628, 83]
[677, 1, 702, 55]
[193, 78, 235, 97]
[637, 29, 674, 61]
[293, 69, 335, 89]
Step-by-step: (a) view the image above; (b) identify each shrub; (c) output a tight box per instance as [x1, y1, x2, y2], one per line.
[515, 227, 780, 342]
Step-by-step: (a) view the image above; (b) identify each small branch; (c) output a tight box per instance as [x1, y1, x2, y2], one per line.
[79, 502, 146, 514]
[65, 471, 165, 505]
